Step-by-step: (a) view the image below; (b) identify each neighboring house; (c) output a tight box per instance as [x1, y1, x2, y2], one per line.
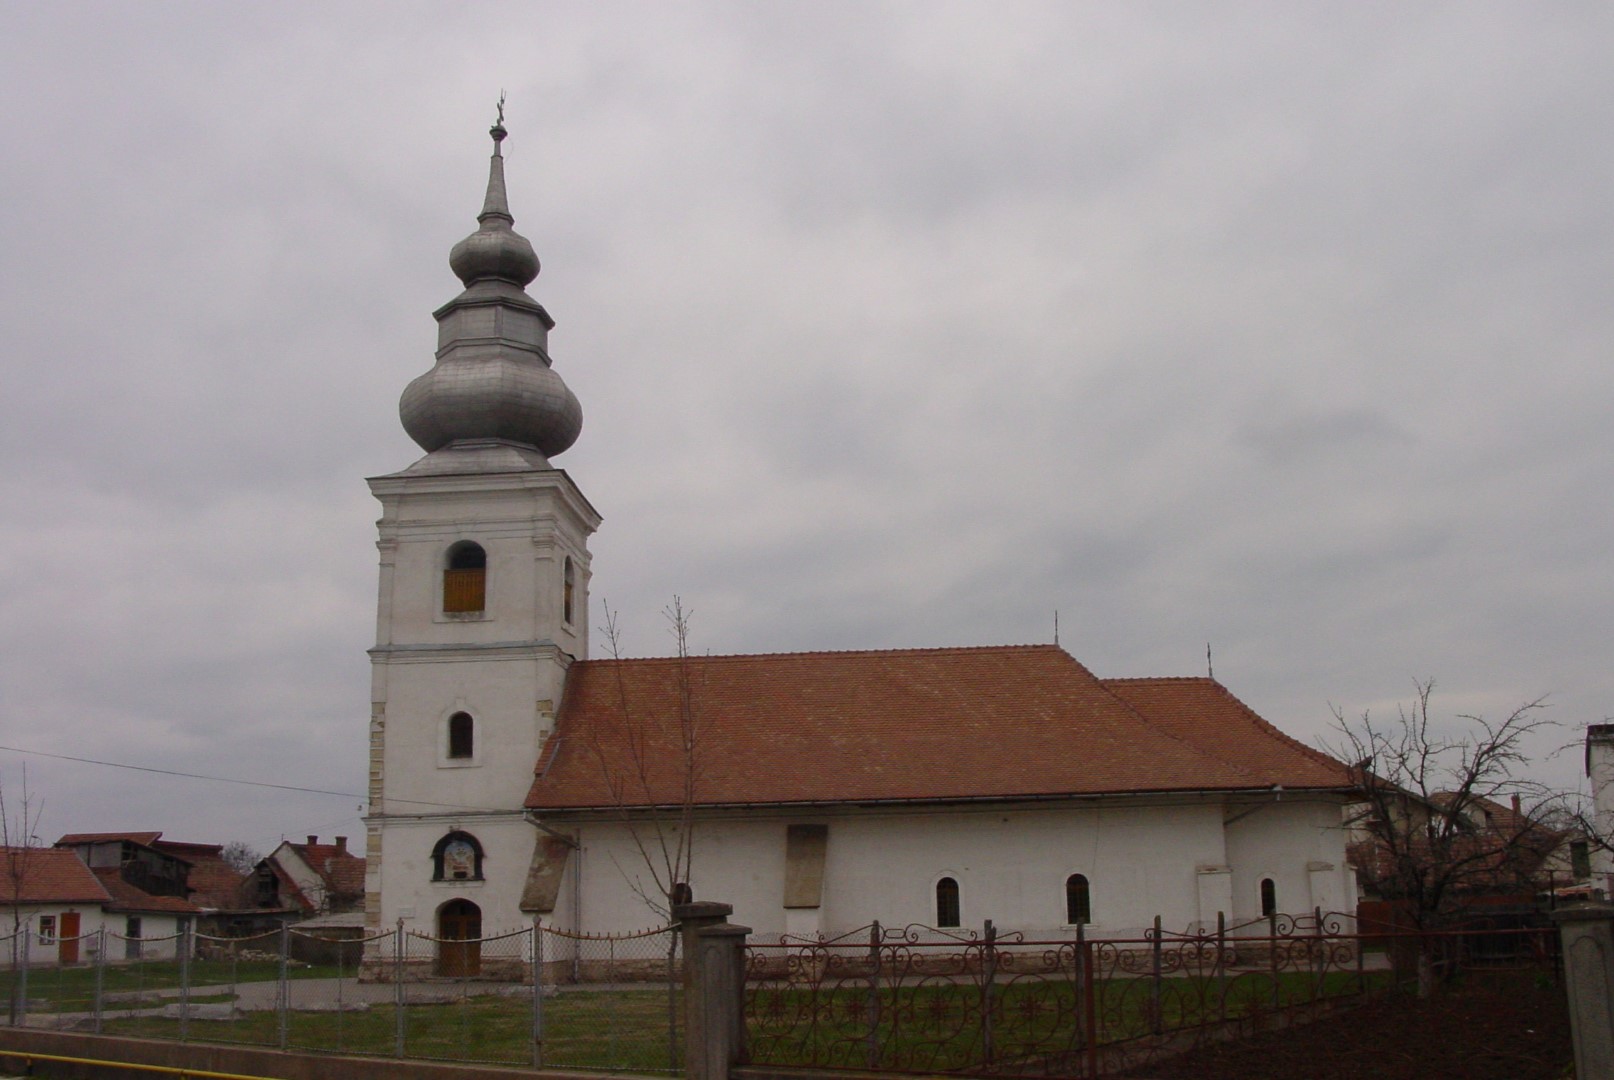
[250, 836, 364, 918]
[1346, 790, 1576, 922]
[2, 845, 196, 965]
[362, 120, 1362, 950]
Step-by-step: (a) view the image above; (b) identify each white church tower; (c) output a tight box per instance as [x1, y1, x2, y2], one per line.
[364, 117, 599, 943]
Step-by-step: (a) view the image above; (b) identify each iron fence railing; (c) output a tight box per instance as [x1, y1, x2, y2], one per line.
[743, 911, 1560, 1078]
[1, 916, 680, 1074]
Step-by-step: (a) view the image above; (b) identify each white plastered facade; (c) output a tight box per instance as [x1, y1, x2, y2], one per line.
[533, 794, 1354, 939]
[364, 465, 598, 938]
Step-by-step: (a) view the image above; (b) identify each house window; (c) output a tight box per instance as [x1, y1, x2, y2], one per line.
[37, 916, 55, 945]
[125, 916, 143, 960]
[1572, 840, 1592, 880]
[448, 712, 474, 760]
[443, 542, 487, 613]
[563, 557, 575, 624]
[1260, 878, 1277, 917]
[1065, 874, 1092, 925]
[431, 831, 486, 882]
[935, 877, 961, 928]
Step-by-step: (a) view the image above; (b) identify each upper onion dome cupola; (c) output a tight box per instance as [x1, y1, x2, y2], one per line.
[448, 121, 540, 288]
[399, 107, 583, 465]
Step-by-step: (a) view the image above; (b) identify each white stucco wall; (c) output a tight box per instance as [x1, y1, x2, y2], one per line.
[535, 794, 1350, 941]
[366, 468, 598, 937]
[1587, 729, 1614, 890]
[1223, 796, 1354, 923]
[9, 906, 188, 966]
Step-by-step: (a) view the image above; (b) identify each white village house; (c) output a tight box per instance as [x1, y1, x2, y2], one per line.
[363, 121, 1359, 950]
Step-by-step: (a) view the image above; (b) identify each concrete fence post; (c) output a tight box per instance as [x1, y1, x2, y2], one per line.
[1554, 903, 1614, 1080]
[674, 901, 752, 1080]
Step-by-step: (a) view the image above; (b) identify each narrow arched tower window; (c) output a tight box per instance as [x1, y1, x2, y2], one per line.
[1260, 877, 1277, 917]
[1065, 873, 1091, 925]
[444, 542, 486, 613]
[447, 712, 474, 760]
[935, 877, 961, 928]
[563, 556, 575, 624]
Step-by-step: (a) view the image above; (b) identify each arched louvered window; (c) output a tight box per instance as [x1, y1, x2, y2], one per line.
[444, 542, 486, 613]
[935, 877, 961, 928]
[1065, 874, 1091, 925]
[447, 712, 474, 760]
[563, 556, 575, 624]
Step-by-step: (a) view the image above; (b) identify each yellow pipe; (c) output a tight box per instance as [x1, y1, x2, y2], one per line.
[0, 1047, 281, 1080]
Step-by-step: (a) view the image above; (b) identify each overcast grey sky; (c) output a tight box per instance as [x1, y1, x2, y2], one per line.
[2, 2, 1611, 853]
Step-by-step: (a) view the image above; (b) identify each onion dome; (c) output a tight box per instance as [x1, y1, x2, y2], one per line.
[399, 117, 583, 463]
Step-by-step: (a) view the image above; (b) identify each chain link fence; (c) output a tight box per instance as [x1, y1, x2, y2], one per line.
[3, 915, 680, 1072]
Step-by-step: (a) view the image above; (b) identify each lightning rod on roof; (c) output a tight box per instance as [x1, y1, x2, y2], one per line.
[1207, 641, 1214, 680]
[1054, 610, 1059, 647]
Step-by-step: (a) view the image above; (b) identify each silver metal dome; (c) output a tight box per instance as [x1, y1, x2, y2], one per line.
[398, 120, 582, 462]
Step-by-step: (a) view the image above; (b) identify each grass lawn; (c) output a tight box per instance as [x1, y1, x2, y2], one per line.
[104, 986, 681, 1073]
[15, 960, 345, 1013]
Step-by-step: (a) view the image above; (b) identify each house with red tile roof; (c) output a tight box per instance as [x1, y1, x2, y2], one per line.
[250, 836, 364, 918]
[362, 122, 1362, 952]
[3, 844, 198, 965]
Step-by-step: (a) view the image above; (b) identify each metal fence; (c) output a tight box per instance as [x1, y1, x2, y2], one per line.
[2, 917, 681, 1073]
[744, 911, 1560, 1078]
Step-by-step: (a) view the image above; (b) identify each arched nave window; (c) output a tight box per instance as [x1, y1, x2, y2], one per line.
[1065, 874, 1092, 926]
[935, 877, 961, 928]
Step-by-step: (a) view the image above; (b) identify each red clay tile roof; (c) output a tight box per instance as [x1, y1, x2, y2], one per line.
[0, 847, 112, 905]
[57, 832, 163, 848]
[91, 869, 201, 914]
[525, 645, 1354, 811]
[1100, 677, 1353, 789]
[286, 843, 365, 903]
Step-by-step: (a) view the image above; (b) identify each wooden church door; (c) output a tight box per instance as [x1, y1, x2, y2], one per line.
[437, 899, 481, 977]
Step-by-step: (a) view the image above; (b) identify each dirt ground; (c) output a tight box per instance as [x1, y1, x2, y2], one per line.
[1124, 971, 1573, 1080]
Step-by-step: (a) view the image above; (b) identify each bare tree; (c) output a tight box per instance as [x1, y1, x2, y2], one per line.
[219, 841, 261, 875]
[1, 767, 45, 1022]
[585, 596, 702, 920]
[1328, 680, 1561, 939]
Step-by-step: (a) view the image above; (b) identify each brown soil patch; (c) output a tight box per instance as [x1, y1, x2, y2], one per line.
[1124, 972, 1572, 1080]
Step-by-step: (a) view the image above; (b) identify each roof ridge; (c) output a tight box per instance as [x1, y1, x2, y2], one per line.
[574, 643, 1064, 665]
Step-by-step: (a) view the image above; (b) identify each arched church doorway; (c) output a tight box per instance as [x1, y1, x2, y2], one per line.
[437, 899, 482, 977]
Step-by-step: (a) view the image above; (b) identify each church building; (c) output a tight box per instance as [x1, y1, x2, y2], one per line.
[363, 121, 1358, 948]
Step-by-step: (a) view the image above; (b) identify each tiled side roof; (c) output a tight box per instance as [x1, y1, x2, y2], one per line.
[0, 847, 112, 904]
[177, 853, 250, 911]
[527, 644, 1347, 811]
[92, 869, 201, 914]
[286, 844, 366, 902]
[1100, 677, 1354, 789]
[57, 831, 164, 848]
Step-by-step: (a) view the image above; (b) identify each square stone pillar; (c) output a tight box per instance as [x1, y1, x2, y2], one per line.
[1554, 903, 1614, 1080]
[675, 901, 752, 1080]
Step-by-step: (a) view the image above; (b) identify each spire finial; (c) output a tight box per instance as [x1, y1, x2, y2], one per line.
[490, 91, 508, 151]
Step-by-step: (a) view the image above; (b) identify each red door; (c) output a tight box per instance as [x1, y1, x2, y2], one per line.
[58, 912, 80, 964]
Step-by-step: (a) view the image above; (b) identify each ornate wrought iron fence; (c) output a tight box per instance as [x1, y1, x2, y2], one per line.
[1, 914, 681, 1074]
[744, 912, 1560, 1078]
